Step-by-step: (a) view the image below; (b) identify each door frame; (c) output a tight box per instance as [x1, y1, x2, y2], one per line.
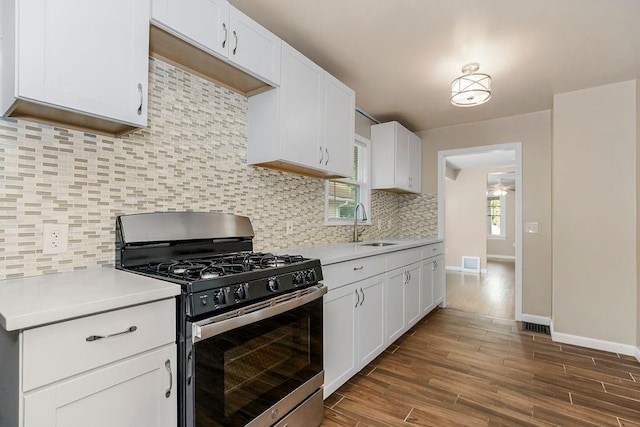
[437, 142, 523, 321]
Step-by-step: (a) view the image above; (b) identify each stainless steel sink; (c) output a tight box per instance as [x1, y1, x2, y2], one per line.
[359, 242, 397, 247]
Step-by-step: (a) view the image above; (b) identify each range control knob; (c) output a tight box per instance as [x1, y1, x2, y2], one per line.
[292, 271, 305, 286]
[267, 277, 279, 292]
[233, 284, 247, 301]
[305, 269, 317, 284]
[213, 290, 226, 305]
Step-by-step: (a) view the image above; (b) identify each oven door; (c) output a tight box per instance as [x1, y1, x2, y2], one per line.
[187, 285, 326, 427]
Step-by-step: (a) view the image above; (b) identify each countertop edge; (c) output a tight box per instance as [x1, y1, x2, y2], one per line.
[281, 238, 443, 266]
[0, 267, 181, 332]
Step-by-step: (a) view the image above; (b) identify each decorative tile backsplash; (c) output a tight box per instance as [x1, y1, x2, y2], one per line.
[0, 59, 437, 280]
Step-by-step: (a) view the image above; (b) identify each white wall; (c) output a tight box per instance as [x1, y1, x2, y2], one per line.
[445, 166, 494, 271]
[553, 80, 637, 346]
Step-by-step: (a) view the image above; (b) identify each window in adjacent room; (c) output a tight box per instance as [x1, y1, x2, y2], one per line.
[325, 135, 371, 225]
[487, 194, 506, 238]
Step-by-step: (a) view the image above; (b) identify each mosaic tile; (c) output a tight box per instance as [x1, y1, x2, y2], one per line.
[0, 58, 437, 280]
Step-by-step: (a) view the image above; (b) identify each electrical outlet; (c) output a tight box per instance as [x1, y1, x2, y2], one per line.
[43, 223, 68, 254]
[285, 220, 294, 235]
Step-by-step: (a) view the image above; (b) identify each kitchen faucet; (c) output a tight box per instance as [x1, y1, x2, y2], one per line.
[353, 203, 367, 243]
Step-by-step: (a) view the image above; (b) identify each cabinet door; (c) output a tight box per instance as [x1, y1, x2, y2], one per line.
[152, 0, 229, 57]
[420, 259, 435, 315]
[321, 73, 355, 177]
[394, 124, 411, 191]
[323, 284, 358, 398]
[228, 6, 281, 86]
[279, 43, 323, 169]
[404, 263, 421, 328]
[356, 274, 385, 367]
[18, 0, 150, 126]
[433, 255, 445, 306]
[24, 345, 176, 427]
[408, 132, 422, 193]
[385, 268, 406, 344]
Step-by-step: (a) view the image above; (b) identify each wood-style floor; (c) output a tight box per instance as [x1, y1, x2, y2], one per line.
[446, 260, 515, 320]
[322, 308, 640, 426]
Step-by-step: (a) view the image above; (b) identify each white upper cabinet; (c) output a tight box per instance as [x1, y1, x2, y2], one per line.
[228, 6, 281, 86]
[1, 0, 150, 134]
[371, 121, 423, 193]
[248, 42, 354, 178]
[151, 0, 281, 87]
[152, 0, 229, 58]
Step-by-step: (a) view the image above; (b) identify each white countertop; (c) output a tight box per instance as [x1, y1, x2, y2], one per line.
[281, 238, 442, 265]
[0, 267, 180, 331]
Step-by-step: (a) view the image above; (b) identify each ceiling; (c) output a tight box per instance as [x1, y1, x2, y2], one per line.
[230, 0, 640, 133]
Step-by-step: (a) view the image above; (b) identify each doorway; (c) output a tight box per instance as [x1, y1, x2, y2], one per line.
[437, 143, 522, 320]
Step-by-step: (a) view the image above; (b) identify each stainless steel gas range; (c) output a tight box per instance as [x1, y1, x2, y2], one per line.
[115, 212, 326, 427]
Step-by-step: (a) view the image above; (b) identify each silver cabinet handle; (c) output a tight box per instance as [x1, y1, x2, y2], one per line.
[233, 30, 238, 55]
[319, 146, 324, 164]
[86, 325, 137, 342]
[354, 289, 360, 308]
[137, 83, 143, 116]
[408, 271, 412, 282]
[433, 260, 438, 271]
[325, 148, 329, 165]
[403, 271, 407, 284]
[222, 23, 227, 48]
[360, 288, 365, 306]
[165, 359, 172, 398]
[353, 266, 364, 271]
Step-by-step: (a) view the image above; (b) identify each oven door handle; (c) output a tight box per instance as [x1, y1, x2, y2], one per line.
[192, 285, 327, 342]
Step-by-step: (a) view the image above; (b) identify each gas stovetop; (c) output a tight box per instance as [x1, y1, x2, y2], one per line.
[115, 212, 324, 318]
[130, 252, 309, 283]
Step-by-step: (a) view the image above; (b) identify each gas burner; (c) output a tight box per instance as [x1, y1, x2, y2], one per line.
[156, 261, 207, 277]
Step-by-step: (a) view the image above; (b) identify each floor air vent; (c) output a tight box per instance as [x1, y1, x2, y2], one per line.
[522, 322, 551, 335]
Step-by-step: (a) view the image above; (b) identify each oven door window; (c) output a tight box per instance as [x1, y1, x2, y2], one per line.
[193, 298, 322, 427]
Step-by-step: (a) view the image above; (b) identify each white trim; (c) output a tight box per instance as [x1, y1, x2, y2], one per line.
[521, 314, 550, 326]
[549, 320, 636, 356]
[324, 135, 371, 226]
[445, 265, 487, 274]
[438, 142, 523, 321]
[487, 254, 516, 261]
[635, 347, 640, 363]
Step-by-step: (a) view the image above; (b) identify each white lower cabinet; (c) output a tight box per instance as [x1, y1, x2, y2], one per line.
[432, 255, 445, 306]
[385, 262, 421, 344]
[323, 274, 385, 398]
[23, 345, 176, 427]
[0, 298, 177, 427]
[322, 241, 445, 399]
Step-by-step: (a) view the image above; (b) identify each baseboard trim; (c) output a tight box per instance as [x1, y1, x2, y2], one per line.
[487, 254, 516, 261]
[445, 266, 487, 274]
[635, 347, 640, 363]
[521, 314, 550, 326]
[549, 320, 636, 356]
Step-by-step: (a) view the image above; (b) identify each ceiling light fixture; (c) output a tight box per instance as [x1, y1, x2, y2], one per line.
[451, 62, 492, 107]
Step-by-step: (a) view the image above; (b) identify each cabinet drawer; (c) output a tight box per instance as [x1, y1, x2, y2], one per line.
[322, 255, 386, 290]
[422, 242, 444, 259]
[22, 299, 176, 391]
[387, 248, 422, 271]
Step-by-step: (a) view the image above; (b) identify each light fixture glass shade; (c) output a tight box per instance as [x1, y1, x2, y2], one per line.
[451, 63, 492, 107]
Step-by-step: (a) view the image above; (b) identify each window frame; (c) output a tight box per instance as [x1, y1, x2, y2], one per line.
[324, 134, 371, 226]
[486, 193, 506, 240]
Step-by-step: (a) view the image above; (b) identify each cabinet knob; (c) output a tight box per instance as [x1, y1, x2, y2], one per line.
[137, 83, 143, 116]
[233, 30, 238, 55]
[165, 359, 173, 398]
[222, 23, 227, 48]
